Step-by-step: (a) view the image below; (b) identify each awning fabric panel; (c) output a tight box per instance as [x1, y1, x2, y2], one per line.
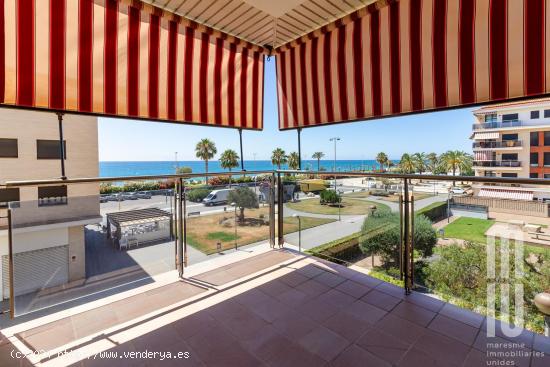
[276, 0, 550, 130]
[473, 132, 499, 140]
[479, 189, 534, 201]
[0, 0, 264, 130]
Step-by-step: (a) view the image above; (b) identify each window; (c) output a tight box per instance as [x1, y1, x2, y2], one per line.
[37, 140, 67, 159]
[544, 109, 550, 118]
[502, 113, 518, 121]
[0, 188, 20, 208]
[38, 185, 67, 206]
[484, 114, 497, 122]
[530, 173, 539, 179]
[531, 111, 540, 119]
[501, 134, 518, 141]
[544, 153, 550, 167]
[0, 138, 18, 158]
[531, 132, 540, 146]
[545, 132, 550, 146]
[531, 153, 539, 166]
[501, 173, 518, 178]
[545, 174, 550, 179]
[501, 153, 518, 161]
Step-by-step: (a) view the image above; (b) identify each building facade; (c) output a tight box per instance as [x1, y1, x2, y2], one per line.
[0, 109, 100, 300]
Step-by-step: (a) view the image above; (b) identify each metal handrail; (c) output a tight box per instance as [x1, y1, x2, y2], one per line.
[472, 140, 522, 149]
[5, 170, 550, 187]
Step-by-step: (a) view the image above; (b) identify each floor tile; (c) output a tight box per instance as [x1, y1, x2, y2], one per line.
[334, 280, 371, 299]
[404, 292, 445, 313]
[374, 314, 427, 345]
[438, 302, 484, 328]
[356, 328, 410, 365]
[298, 326, 351, 361]
[413, 329, 471, 367]
[322, 309, 371, 342]
[330, 344, 391, 367]
[361, 289, 402, 311]
[390, 301, 436, 327]
[428, 314, 479, 345]
[313, 271, 347, 288]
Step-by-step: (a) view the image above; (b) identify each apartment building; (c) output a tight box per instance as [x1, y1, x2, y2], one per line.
[470, 98, 550, 201]
[0, 109, 101, 300]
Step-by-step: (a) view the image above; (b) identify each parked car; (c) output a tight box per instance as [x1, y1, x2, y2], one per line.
[203, 189, 234, 206]
[100, 195, 110, 203]
[136, 191, 152, 199]
[122, 192, 138, 200]
[107, 194, 123, 202]
[450, 187, 466, 195]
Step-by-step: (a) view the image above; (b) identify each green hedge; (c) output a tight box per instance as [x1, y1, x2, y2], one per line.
[416, 201, 447, 222]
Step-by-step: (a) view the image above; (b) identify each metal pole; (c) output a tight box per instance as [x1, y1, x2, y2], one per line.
[277, 172, 284, 247]
[269, 173, 276, 248]
[57, 113, 67, 180]
[7, 209, 15, 318]
[177, 179, 184, 277]
[297, 128, 302, 170]
[298, 216, 301, 252]
[234, 205, 238, 250]
[399, 195, 403, 280]
[239, 129, 245, 171]
[182, 178, 188, 267]
[173, 183, 177, 269]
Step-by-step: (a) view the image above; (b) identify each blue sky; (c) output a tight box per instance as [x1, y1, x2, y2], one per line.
[98, 57, 474, 162]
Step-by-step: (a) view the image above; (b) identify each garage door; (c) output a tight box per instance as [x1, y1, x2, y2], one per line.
[2, 245, 69, 299]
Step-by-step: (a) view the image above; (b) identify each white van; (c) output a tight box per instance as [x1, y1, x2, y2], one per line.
[203, 189, 233, 206]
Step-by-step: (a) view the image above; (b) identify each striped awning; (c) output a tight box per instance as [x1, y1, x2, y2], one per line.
[275, 0, 550, 130]
[479, 188, 534, 201]
[0, 0, 264, 130]
[473, 132, 499, 140]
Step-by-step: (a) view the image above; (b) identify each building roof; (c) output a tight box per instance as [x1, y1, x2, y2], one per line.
[472, 97, 550, 114]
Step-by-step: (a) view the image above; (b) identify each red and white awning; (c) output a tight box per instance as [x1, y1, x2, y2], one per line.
[0, 0, 265, 130]
[275, 0, 550, 130]
[479, 188, 534, 201]
[473, 132, 499, 140]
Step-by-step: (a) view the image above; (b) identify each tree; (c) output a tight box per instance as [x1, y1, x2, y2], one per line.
[288, 152, 300, 170]
[413, 152, 428, 174]
[176, 166, 192, 175]
[376, 152, 389, 171]
[399, 153, 416, 174]
[271, 148, 287, 169]
[440, 150, 473, 176]
[320, 189, 341, 205]
[312, 152, 325, 171]
[220, 149, 240, 172]
[359, 211, 437, 267]
[426, 153, 439, 173]
[228, 187, 259, 222]
[195, 139, 217, 184]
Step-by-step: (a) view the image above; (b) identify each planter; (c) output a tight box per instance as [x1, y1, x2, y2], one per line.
[534, 292, 550, 315]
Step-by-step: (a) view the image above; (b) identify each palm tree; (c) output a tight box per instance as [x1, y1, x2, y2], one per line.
[376, 152, 389, 171]
[312, 152, 325, 171]
[426, 152, 439, 173]
[399, 153, 416, 174]
[271, 148, 287, 169]
[195, 139, 217, 184]
[287, 152, 300, 170]
[412, 152, 427, 174]
[440, 150, 473, 176]
[219, 149, 239, 172]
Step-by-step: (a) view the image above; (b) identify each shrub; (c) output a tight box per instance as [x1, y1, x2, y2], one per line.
[319, 190, 341, 205]
[359, 211, 437, 267]
[186, 188, 211, 202]
[416, 201, 447, 222]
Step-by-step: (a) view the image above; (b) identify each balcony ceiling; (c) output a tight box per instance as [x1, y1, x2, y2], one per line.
[144, 0, 377, 49]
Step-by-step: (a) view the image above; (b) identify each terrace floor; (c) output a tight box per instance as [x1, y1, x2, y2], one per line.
[1, 245, 549, 367]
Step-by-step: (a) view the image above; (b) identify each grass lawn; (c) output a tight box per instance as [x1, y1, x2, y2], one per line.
[441, 217, 495, 243]
[286, 197, 390, 215]
[187, 206, 335, 254]
[342, 191, 372, 199]
[377, 192, 434, 202]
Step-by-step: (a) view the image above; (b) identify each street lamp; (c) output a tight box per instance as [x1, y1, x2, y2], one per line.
[231, 202, 237, 250]
[292, 214, 301, 252]
[338, 189, 344, 221]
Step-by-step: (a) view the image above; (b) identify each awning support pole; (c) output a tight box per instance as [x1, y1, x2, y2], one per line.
[57, 113, 67, 180]
[297, 128, 302, 170]
[239, 129, 245, 171]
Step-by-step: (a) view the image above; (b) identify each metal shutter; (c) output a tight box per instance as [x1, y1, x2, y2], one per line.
[2, 245, 68, 298]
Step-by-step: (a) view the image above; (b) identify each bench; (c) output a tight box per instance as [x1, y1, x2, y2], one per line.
[529, 232, 550, 240]
[188, 211, 201, 217]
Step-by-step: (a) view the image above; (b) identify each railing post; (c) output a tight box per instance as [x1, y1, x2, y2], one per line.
[177, 179, 184, 277]
[401, 178, 414, 295]
[182, 178, 188, 268]
[7, 208, 15, 318]
[269, 172, 276, 248]
[277, 172, 284, 247]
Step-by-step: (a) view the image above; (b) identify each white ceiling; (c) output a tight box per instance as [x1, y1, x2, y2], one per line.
[146, 0, 377, 49]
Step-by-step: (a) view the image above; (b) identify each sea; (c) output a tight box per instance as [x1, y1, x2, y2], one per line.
[99, 160, 396, 177]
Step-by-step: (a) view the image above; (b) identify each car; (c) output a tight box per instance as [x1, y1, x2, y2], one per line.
[450, 187, 466, 195]
[107, 194, 123, 201]
[100, 195, 110, 203]
[121, 192, 138, 200]
[135, 191, 152, 199]
[203, 189, 234, 206]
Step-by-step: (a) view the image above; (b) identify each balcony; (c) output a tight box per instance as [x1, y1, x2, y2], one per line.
[473, 160, 521, 168]
[1, 171, 549, 367]
[472, 140, 522, 150]
[472, 120, 522, 130]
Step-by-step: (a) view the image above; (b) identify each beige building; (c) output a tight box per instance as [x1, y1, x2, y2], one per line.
[0, 109, 101, 299]
[470, 98, 550, 201]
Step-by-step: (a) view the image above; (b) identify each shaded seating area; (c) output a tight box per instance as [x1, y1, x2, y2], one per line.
[106, 208, 173, 250]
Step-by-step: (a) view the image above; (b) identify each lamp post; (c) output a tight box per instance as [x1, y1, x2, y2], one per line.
[330, 137, 340, 191]
[338, 189, 344, 221]
[292, 214, 301, 252]
[231, 202, 237, 250]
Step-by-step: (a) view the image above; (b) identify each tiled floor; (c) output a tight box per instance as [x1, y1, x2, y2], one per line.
[1, 249, 549, 367]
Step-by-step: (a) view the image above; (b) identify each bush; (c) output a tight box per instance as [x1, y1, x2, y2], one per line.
[416, 201, 447, 221]
[228, 187, 259, 221]
[186, 188, 211, 202]
[359, 211, 437, 267]
[320, 190, 341, 205]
